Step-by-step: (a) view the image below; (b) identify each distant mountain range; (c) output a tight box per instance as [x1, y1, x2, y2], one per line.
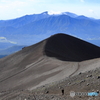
[0, 11, 100, 58]
[0, 45, 25, 58]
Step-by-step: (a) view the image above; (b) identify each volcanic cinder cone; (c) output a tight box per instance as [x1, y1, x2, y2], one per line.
[0, 33, 100, 92]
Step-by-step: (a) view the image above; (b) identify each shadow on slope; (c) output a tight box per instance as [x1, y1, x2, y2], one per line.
[44, 33, 100, 61]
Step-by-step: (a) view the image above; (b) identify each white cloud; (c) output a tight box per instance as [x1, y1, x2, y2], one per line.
[0, 0, 26, 7]
[0, 0, 42, 19]
[48, 11, 62, 15]
[0, 0, 100, 19]
[89, 9, 94, 13]
[87, 37, 100, 40]
[80, 0, 84, 2]
[29, 0, 36, 1]
[8, 41, 17, 44]
[0, 37, 6, 40]
[0, 37, 17, 44]
[0, 1, 27, 19]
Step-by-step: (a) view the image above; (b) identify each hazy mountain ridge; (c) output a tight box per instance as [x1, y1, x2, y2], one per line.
[0, 11, 51, 28]
[1, 14, 100, 36]
[0, 45, 25, 58]
[14, 14, 100, 43]
[0, 55, 7, 58]
[0, 45, 25, 55]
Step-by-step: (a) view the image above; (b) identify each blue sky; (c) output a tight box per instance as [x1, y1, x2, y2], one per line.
[0, 0, 100, 20]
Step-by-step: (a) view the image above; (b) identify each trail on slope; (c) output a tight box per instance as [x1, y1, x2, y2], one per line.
[0, 57, 44, 83]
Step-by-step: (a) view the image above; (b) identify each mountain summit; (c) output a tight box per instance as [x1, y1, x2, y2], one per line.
[45, 33, 100, 61]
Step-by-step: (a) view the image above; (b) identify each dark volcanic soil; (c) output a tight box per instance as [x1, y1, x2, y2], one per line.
[45, 33, 100, 61]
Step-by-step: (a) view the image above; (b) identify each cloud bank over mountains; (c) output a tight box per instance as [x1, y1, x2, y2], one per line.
[0, 0, 100, 19]
[0, 37, 17, 44]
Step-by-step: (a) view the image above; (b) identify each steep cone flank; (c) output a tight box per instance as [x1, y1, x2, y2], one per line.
[44, 33, 100, 61]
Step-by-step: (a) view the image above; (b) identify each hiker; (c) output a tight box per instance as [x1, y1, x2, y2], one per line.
[62, 89, 64, 95]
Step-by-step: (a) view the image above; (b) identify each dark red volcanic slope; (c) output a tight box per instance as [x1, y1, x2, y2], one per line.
[0, 33, 100, 92]
[45, 33, 100, 61]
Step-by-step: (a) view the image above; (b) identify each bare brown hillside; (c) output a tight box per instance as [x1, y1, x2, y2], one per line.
[0, 33, 100, 100]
